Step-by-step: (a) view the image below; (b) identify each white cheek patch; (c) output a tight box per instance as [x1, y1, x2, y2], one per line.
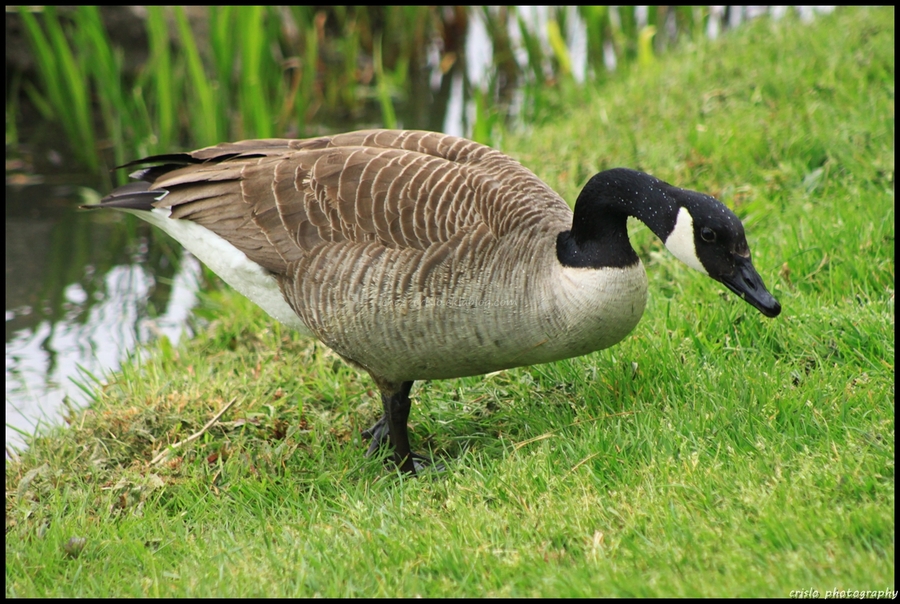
[664, 207, 708, 275]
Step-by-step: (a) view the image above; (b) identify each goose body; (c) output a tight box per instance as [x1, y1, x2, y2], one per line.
[89, 129, 780, 473]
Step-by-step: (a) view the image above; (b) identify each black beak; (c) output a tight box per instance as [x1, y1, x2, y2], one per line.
[719, 255, 781, 318]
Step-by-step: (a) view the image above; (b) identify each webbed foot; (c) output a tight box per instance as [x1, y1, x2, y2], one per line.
[361, 379, 444, 475]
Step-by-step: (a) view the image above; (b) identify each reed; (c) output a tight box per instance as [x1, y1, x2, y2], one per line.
[12, 6, 776, 171]
[373, 34, 398, 130]
[72, 7, 127, 170]
[146, 7, 176, 151]
[174, 6, 221, 147]
[18, 6, 98, 170]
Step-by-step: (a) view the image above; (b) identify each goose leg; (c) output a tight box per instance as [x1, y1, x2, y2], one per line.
[363, 379, 415, 473]
[362, 417, 435, 473]
[362, 379, 436, 474]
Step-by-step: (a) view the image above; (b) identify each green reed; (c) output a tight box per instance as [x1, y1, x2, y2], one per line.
[13, 6, 719, 171]
[18, 6, 98, 170]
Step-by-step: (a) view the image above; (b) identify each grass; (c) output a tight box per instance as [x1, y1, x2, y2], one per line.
[5, 7, 894, 597]
[13, 6, 721, 169]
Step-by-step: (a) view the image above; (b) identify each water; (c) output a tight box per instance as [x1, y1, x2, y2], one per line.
[5, 177, 204, 451]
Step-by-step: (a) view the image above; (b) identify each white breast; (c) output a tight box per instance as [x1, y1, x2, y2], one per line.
[537, 261, 649, 360]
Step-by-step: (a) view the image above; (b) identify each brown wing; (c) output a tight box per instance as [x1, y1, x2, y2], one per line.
[133, 129, 572, 275]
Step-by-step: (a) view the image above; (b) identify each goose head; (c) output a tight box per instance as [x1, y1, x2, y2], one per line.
[563, 168, 781, 318]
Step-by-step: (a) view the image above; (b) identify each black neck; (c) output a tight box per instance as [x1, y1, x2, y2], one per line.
[557, 168, 677, 269]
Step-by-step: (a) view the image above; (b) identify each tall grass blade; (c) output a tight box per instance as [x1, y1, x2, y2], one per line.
[6, 71, 22, 147]
[638, 25, 657, 67]
[19, 7, 98, 169]
[579, 6, 610, 76]
[43, 7, 97, 169]
[208, 6, 235, 138]
[342, 21, 361, 111]
[300, 18, 320, 131]
[546, 19, 572, 77]
[146, 6, 176, 151]
[74, 6, 127, 171]
[471, 87, 497, 146]
[515, 12, 546, 85]
[18, 9, 63, 122]
[284, 7, 321, 134]
[173, 6, 220, 146]
[237, 6, 273, 138]
[374, 34, 397, 129]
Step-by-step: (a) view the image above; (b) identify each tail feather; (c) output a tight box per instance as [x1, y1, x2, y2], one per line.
[80, 181, 165, 211]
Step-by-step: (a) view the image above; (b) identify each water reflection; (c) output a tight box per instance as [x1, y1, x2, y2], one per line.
[6, 220, 203, 451]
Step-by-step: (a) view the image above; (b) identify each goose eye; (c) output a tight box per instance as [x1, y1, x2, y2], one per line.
[700, 227, 716, 242]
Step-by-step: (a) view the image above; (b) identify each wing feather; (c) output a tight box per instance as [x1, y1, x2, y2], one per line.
[108, 129, 572, 281]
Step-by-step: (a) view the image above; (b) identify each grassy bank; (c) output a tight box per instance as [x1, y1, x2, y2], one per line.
[6, 7, 893, 597]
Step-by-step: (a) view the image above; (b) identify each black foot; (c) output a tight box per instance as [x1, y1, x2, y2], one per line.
[361, 415, 390, 457]
[363, 378, 447, 475]
[405, 452, 445, 474]
[362, 416, 445, 473]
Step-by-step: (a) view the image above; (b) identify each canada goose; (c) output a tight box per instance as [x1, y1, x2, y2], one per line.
[86, 129, 781, 474]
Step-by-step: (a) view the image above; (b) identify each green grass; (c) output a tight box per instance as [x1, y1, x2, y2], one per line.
[6, 7, 894, 597]
[13, 6, 711, 169]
